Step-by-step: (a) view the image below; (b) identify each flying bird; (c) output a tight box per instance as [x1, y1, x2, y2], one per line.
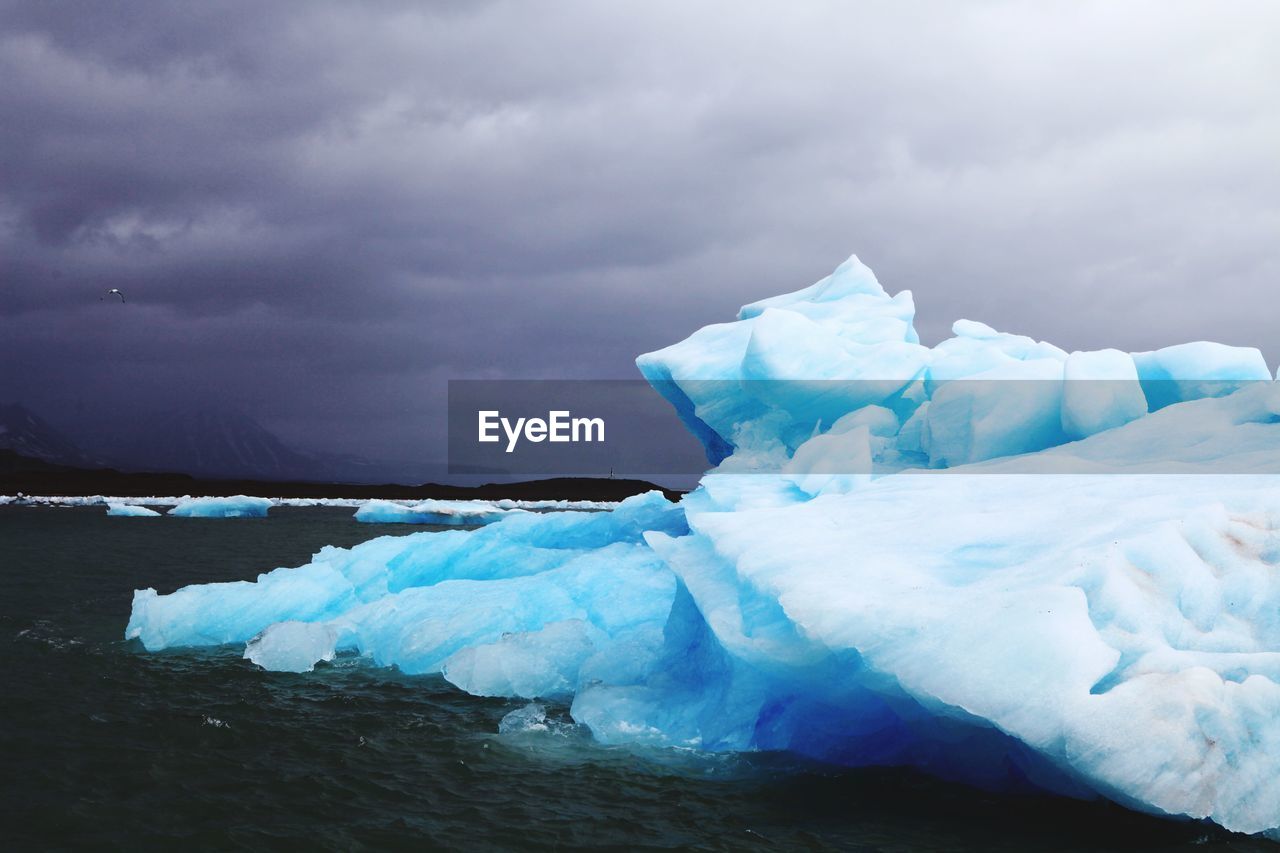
[102, 288, 125, 303]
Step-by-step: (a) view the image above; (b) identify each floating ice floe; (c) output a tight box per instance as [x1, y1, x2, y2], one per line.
[168, 495, 273, 518]
[106, 503, 161, 517]
[353, 499, 521, 525]
[2, 494, 619, 512]
[127, 255, 1280, 836]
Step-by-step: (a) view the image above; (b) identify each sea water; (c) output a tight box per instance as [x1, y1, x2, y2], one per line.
[1, 505, 1268, 851]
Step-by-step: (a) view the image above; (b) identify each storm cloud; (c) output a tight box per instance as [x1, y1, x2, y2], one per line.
[2, 0, 1277, 469]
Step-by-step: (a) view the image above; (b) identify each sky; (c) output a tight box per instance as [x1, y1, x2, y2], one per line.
[2, 0, 1277, 470]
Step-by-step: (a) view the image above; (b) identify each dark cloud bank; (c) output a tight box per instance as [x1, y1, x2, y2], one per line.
[1, 1, 1277, 480]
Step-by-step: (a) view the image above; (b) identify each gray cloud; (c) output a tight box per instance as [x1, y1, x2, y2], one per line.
[2, 0, 1277, 466]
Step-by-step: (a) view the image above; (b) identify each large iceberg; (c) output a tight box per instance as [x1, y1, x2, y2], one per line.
[126, 256, 1280, 836]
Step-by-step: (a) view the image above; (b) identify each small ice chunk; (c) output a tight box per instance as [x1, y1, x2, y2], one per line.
[498, 702, 548, 734]
[243, 621, 338, 673]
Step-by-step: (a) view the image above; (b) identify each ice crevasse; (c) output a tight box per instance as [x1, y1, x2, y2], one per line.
[126, 255, 1280, 836]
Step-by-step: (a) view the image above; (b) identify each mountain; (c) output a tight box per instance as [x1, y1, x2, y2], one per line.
[2, 403, 435, 485]
[0, 449, 682, 502]
[115, 408, 324, 481]
[0, 404, 101, 468]
[110, 407, 434, 483]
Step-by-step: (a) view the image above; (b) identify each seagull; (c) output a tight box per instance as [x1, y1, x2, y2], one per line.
[101, 288, 125, 303]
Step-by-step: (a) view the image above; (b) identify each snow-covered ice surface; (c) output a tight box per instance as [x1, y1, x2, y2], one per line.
[105, 503, 161, 517]
[126, 255, 1280, 836]
[168, 495, 273, 518]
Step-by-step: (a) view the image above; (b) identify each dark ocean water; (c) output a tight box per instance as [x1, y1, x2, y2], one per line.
[0, 505, 1271, 852]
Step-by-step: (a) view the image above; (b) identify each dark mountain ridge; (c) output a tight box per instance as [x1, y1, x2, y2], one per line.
[0, 404, 103, 468]
[0, 448, 681, 503]
[114, 407, 321, 480]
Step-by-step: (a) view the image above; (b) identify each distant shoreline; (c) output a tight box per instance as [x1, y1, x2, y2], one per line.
[0, 450, 683, 503]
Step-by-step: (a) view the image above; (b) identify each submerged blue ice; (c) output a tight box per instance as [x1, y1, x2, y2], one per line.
[127, 256, 1280, 836]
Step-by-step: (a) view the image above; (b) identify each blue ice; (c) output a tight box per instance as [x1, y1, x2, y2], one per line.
[168, 495, 272, 518]
[353, 499, 515, 525]
[106, 503, 161, 517]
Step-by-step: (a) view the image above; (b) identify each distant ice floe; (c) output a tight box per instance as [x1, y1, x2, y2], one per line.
[1, 494, 619, 520]
[168, 495, 273, 518]
[106, 502, 161, 517]
[354, 499, 520, 525]
[125, 254, 1280, 836]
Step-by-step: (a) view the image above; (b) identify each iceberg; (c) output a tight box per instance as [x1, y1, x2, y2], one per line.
[168, 495, 272, 518]
[106, 502, 161, 517]
[126, 255, 1280, 836]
